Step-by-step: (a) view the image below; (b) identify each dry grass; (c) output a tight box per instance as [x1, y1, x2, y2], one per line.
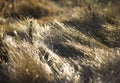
[0, 18, 120, 83]
[0, 0, 120, 83]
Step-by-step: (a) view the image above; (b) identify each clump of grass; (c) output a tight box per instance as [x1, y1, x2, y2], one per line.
[0, 18, 120, 83]
[0, 18, 80, 83]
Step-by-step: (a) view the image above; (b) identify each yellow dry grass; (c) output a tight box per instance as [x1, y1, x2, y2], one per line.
[0, 0, 120, 83]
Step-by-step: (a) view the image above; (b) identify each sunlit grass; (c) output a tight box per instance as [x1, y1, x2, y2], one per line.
[0, 0, 120, 83]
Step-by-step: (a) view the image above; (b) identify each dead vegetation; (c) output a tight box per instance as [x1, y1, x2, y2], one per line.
[0, 0, 120, 83]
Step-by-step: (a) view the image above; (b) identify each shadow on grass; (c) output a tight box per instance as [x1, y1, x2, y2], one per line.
[53, 43, 85, 58]
[64, 13, 120, 48]
[2, 4, 49, 19]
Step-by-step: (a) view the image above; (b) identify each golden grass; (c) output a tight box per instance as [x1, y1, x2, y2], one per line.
[0, 17, 120, 83]
[0, 0, 120, 83]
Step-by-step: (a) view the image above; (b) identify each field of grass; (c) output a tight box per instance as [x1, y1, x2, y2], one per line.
[0, 0, 120, 83]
